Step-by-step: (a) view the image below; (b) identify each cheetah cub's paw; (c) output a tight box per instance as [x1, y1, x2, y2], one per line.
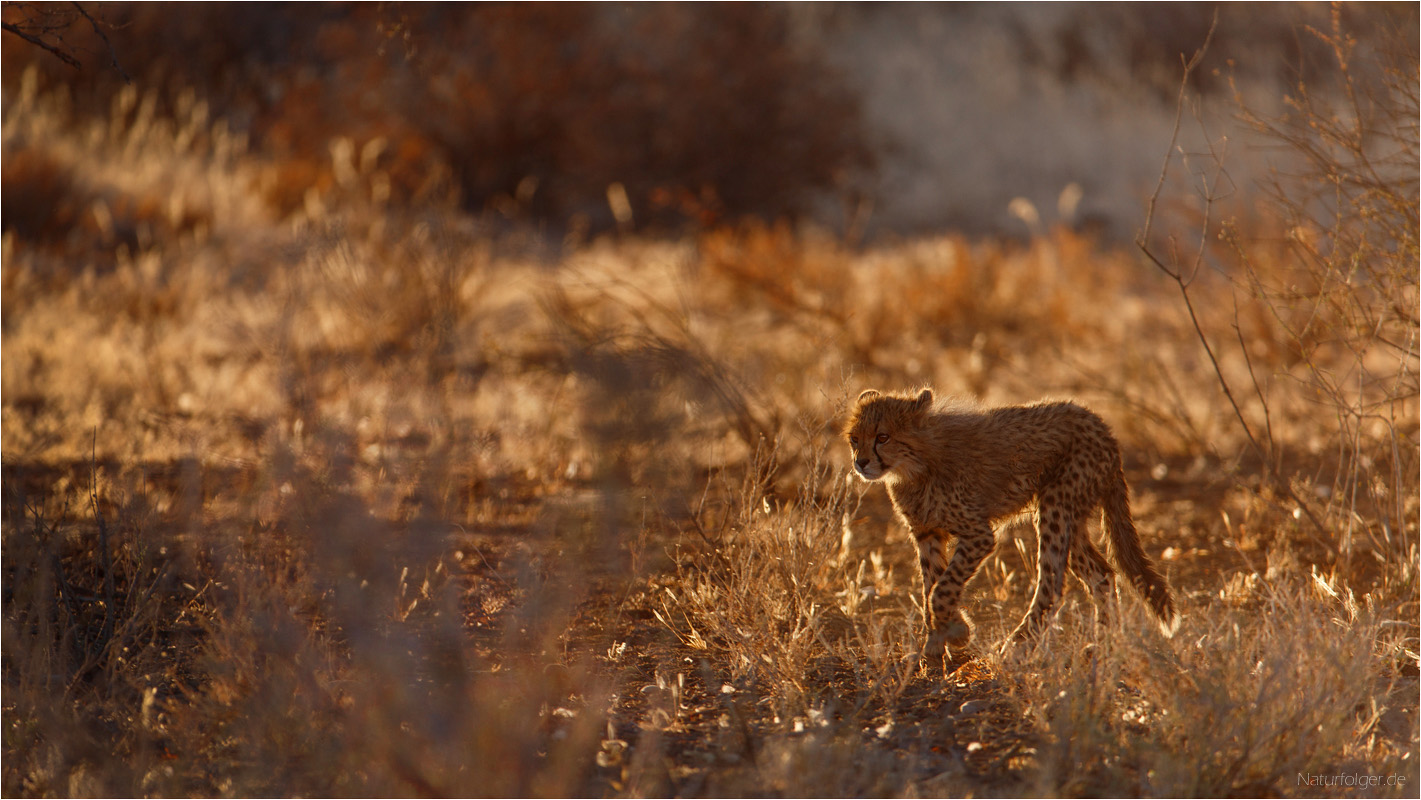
[942, 609, 974, 649]
[923, 629, 949, 660]
[924, 609, 974, 658]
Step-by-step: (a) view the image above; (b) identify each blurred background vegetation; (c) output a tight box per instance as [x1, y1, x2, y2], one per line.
[3, 3, 874, 234]
[4, 2, 1413, 237]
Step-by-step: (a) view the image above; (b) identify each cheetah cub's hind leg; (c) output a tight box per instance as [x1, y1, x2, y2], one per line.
[1004, 485, 1074, 648]
[1069, 521, 1116, 628]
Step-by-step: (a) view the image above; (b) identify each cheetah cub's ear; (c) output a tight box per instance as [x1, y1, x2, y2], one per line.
[857, 389, 881, 404]
[914, 388, 934, 408]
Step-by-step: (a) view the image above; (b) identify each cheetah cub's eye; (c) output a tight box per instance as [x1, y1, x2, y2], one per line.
[876, 433, 889, 444]
[849, 436, 859, 447]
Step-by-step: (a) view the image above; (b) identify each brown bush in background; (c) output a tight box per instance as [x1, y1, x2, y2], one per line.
[2, 2, 871, 232]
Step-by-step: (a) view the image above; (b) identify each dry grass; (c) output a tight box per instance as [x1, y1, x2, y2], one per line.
[3, 14, 1418, 797]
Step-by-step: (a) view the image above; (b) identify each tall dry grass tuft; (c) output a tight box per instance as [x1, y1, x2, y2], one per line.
[668, 424, 874, 706]
[3, 460, 203, 796]
[644, 423, 964, 796]
[998, 567, 1416, 796]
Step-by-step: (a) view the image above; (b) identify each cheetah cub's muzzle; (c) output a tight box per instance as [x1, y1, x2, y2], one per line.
[853, 455, 885, 481]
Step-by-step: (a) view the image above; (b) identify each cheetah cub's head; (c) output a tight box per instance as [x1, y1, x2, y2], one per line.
[843, 388, 933, 482]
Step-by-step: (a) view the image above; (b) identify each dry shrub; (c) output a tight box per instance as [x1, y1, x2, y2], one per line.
[694, 219, 1138, 400]
[697, 222, 856, 330]
[643, 431, 948, 796]
[1224, 9, 1418, 574]
[2, 410, 611, 797]
[410, 4, 872, 229]
[0, 147, 86, 249]
[1140, 6, 1418, 587]
[1001, 567, 1417, 797]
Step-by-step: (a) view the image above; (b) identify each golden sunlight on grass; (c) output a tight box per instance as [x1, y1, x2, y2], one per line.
[3, 6, 1417, 797]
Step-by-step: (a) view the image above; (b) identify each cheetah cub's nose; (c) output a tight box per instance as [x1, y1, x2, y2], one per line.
[855, 457, 871, 472]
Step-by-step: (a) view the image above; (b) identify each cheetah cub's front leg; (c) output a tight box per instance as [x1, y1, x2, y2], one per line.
[916, 526, 994, 660]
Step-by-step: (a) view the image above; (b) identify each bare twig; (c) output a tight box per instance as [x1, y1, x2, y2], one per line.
[3, 3, 128, 80]
[1136, 12, 1268, 465]
[31, 501, 84, 662]
[2, 19, 81, 68]
[1231, 296, 1275, 458]
[90, 429, 116, 655]
[1136, 12, 1338, 555]
[71, 2, 131, 84]
[1138, 15, 1216, 274]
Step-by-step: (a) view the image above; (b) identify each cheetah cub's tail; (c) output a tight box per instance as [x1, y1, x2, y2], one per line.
[1103, 468, 1182, 637]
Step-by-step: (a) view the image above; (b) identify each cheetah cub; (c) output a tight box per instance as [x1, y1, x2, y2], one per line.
[844, 388, 1179, 659]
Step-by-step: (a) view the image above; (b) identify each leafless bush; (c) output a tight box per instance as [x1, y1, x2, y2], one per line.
[1139, 7, 1418, 583]
[1225, 9, 1418, 574]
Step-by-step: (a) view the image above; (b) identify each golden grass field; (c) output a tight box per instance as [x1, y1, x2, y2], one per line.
[3, 8, 1418, 798]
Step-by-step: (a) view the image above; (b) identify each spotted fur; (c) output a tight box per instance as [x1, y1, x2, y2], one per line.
[844, 388, 1179, 658]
